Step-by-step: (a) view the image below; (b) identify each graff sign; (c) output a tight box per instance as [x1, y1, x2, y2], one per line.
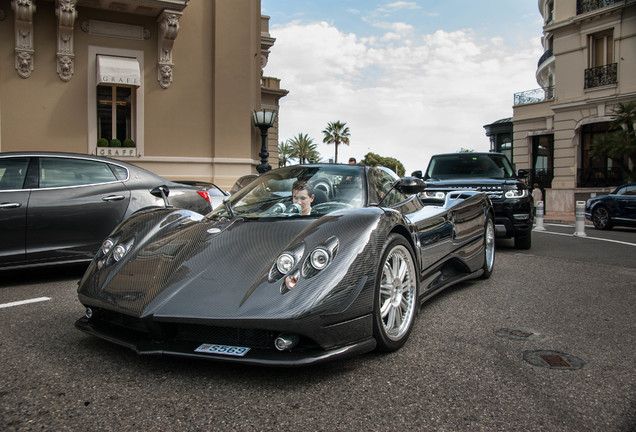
[97, 148, 137, 157]
[99, 75, 140, 86]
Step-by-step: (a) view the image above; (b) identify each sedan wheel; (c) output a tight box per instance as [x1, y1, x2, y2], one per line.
[373, 234, 418, 352]
[592, 206, 612, 230]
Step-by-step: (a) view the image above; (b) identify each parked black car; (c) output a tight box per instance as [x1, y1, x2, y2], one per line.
[585, 183, 636, 230]
[414, 152, 533, 249]
[0, 152, 225, 270]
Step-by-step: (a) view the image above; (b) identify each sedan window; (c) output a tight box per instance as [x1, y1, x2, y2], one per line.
[617, 185, 636, 196]
[0, 157, 29, 190]
[40, 157, 118, 188]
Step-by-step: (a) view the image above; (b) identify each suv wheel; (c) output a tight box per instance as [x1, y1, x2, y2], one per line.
[514, 233, 531, 249]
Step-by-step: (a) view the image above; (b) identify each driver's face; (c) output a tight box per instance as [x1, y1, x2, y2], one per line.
[293, 189, 314, 215]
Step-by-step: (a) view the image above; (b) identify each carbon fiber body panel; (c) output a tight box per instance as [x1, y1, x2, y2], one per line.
[76, 165, 494, 366]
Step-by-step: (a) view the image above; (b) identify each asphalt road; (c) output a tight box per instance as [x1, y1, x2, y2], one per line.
[1, 224, 635, 431]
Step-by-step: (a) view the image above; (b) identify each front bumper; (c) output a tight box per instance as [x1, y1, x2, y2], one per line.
[492, 200, 533, 238]
[75, 312, 376, 367]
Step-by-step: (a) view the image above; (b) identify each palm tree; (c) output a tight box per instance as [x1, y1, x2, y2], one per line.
[278, 141, 292, 167]
[288, 133, 320, 164]
[322, 121, 350, 163]
[591, 101, 636, 181]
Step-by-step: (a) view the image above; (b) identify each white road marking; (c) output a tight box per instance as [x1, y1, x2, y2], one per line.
[0, 297, 52, 309]
[534, 229, 636, 247]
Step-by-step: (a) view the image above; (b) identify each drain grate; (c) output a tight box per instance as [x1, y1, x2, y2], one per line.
[540, 354, 571, 368]
[523, 350, 585, 370]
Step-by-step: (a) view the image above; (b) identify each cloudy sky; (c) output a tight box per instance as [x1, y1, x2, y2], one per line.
[261, 0, 545, 174]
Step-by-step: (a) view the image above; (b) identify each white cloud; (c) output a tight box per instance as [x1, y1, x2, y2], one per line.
[266, 21, 541, 173]
[384, 2, 420, 10]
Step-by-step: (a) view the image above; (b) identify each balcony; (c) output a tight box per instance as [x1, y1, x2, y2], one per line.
[537, 48, 553, 68]
[584, 63, 617, 89]
[513, 87, 554, 106]
[577, 0, 619, 14]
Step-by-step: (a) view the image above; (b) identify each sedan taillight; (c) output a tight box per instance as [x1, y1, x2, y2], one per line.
[197, 191, 211, 202]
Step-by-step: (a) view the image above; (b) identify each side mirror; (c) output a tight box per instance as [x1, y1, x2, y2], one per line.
[517, 169, 529, 178]
[396, 177, 427, 194]
[410, 170, 423, 179]
[150, 185, 173, 208]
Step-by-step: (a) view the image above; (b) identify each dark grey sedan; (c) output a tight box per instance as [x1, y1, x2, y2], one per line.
[585, 182, 636, 230]
[0, 152, 227, 270]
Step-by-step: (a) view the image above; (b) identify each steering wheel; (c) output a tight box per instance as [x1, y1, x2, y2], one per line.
[311, 202, 353, 213]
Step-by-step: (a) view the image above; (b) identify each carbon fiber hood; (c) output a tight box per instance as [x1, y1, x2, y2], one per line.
[78, 208, 383, 322]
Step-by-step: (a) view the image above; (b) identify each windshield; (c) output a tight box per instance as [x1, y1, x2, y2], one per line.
[426, 154, 515, 180]
[213, 165, 366, 218]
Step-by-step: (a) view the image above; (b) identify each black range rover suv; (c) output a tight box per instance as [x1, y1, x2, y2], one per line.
[414, 152, 534, 249]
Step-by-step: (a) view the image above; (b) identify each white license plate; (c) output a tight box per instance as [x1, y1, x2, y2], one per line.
[195, 343, 250, 357]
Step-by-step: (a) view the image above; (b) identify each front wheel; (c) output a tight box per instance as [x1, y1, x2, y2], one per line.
[373, 234, 419, 352]
[592, 206, 612, 230]
[514, 232, 532, 249]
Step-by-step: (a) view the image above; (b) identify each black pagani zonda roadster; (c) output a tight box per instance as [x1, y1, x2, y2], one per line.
[76, 164, 495, 366]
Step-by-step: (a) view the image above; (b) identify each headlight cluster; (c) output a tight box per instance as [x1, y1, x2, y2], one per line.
[504, 188, 529, 199]
[99, 237, 134, 264]
[271, 236, 339, 293]
[422, 191, 446, 199]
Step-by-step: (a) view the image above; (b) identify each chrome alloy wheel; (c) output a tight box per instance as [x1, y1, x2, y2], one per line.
[485, 218, 495, 272]
[379, 244, 417, 341]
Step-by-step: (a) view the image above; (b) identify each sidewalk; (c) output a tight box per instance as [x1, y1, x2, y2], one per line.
[543, 211, 593, 226]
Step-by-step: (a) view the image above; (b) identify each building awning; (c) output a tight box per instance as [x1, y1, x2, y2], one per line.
[96, 55, 140, 86]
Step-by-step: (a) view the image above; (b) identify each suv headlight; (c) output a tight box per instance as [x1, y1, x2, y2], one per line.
[505, 189, 529, 199]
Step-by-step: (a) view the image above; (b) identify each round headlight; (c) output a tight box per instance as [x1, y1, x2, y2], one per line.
[276, 253, 295, 274]
[101, 239, 114, 255]
[113, 244, 127, 262]
[310, 248, 330, 270]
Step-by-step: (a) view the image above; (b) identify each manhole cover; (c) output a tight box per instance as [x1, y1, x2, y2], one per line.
[523, 350, 585, 370]
[496, 328, 535, 341]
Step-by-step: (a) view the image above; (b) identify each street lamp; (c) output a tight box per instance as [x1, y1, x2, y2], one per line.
[253, 108, 277, 173]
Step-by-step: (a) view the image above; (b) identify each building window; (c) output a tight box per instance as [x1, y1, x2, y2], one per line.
[546, 0, 554, 23]
[88, 47, 144, 157]
[97, 85, 134, 144]
[532, 135, 554, 189]
[578, 123, 625, 187]
[585, 30, 617, 88]
[590, 31, 613, 67]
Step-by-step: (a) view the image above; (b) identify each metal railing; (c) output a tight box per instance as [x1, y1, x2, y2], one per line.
[537, 48, 553, 68]
[513, 87, 554, 106]
[584, 63, 617, 88]
[577, 0, 618, 14]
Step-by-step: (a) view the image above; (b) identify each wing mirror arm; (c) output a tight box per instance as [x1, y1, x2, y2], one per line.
[151, 185, 173, 208]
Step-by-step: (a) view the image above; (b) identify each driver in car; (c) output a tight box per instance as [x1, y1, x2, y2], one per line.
[292, 180, 315, 215]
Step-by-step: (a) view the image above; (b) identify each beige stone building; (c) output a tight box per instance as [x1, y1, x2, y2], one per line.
[0, 0, 286, 190]
[511, 0, 636, 215]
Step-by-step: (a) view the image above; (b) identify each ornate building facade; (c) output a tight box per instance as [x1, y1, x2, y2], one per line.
[510, 0, 635, 214]
[0, 0, 286, 189]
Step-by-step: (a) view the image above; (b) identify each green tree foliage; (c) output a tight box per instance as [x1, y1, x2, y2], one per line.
[278, 141, 292, 167]
[591, 101, 636, 181]
[288, 133, 321, 164]
[360, 152, 406, 177]
[322, 121, 350, 164]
